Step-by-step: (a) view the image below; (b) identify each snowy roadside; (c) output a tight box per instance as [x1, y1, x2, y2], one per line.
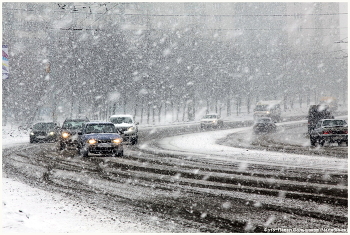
[2, 178, 180, 233]
[1, 129, 193, 233]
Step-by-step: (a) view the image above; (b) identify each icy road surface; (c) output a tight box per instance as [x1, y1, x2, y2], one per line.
[2, 130, 199, 233]
[2, 118, 348, 232]
[145, 120, 347, 172]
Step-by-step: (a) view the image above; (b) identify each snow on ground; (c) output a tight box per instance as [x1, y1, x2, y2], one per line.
[146, 119, 348, 171]
[3, 178, 179, 233]
[2, 105, 347, 232]
[2, 130, 181, 233]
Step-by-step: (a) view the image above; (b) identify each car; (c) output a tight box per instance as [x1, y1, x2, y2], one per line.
[253, 117, 277, 134]
[253, 100, 282, 122]
[59, 117, 89, 150]
[77, 122, 123, 157]
[307, 104, 333, 134]
[109, 114, 139, 145]
[29, 122, 60, 143]
[200, 113, 223, 129]
[310, 119, 348, 147]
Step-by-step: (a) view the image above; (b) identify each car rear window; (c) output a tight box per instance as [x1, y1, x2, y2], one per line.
[323, 120, 347, 127]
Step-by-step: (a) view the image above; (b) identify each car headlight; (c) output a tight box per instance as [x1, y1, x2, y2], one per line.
[62, 132, 70, 138]
[49, 132, 55, 136]
[112, 138, 123, 144]
[30, 132, 34, 135]
[213, 120, 217, 123]
[88, 139, 97, 145]
[127, 126, 135, 131]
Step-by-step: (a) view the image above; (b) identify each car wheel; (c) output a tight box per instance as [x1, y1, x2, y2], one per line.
[310, 137, 316, 146]
[131, 137, 138, 145]
[117, 150, 124, 157]
[319, 139, 325, 146]
[76, 144, 82, 154]
[30, 138, 34, 143]
[82, 150, 88, 158]
[59, 142, 65, 150]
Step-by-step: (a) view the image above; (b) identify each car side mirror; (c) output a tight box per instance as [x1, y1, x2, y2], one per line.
[78, 131, 82, 135]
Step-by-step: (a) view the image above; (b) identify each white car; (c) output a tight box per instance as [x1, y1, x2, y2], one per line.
[200, 113, 224, 129]
[109, 114, 139, 145]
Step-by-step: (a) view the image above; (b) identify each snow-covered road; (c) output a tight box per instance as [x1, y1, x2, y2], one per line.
[2, 117, 348, 232]
[143, 120, 348, 172]
[2, 130, 198, 233]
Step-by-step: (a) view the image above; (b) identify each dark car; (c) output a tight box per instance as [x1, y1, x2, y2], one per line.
[77, 122, 123, 157]
[30, 122, 60, 143]
[307, 104, 333, 134]
[310, 119, 348, 147]
[253, 117, 277, 134]
[59, 118, 89, 150]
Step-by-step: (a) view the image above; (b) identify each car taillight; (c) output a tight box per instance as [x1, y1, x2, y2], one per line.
[323, 131, 331, 134]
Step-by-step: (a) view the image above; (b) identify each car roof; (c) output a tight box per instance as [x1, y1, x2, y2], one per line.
[33, 122, 58, 126]
[110, 114, 133, 118]
[256, 118, 272, 121]
[64, 118, 89, 122]
[256, 100, 281, 105]
[34, 122, 56, 124]
[85, 122, 114, 125]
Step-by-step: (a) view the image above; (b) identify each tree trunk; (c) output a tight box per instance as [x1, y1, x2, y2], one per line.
[140, 100, 144, 123]
[182, 102, 187, 121]
[158, 104, 162, 123]
[247, 96, 251, 114]
[176, 102, 180, 122]
[206, 99, 210, 114]
[227, 98, 231, 116]
[147, 103, 150, 124]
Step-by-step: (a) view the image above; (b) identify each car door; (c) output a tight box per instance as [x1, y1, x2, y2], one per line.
[77, 124, 87, 148]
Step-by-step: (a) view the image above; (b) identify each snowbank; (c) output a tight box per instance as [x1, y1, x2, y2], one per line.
[2, 178, 170, 233]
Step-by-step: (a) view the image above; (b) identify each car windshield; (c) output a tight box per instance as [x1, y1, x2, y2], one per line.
[62, 121, 85, 129]
[85, 124, 116, 134]
[255, 105, 268, 111]
[33, 123, 56, 130]
[203, 115, 217, 119]
[322, 120, 347, 127]
[257, 118, 272, 123]
[110, 117, 133, 124]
